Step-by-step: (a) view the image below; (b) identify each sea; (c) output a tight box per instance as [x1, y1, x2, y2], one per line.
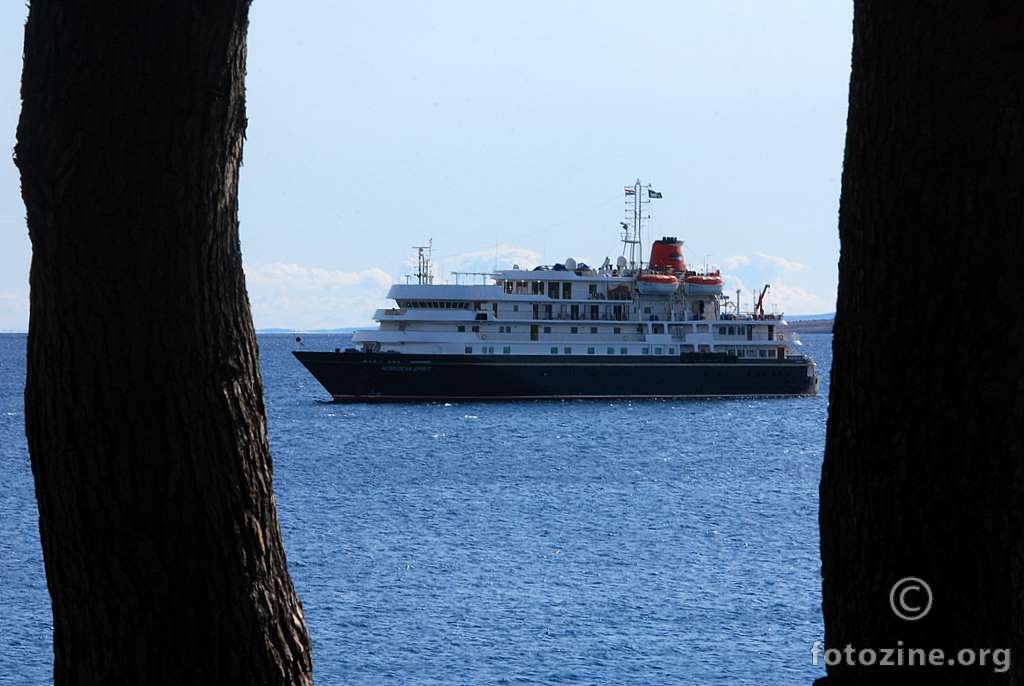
[0, 332, 832, 685]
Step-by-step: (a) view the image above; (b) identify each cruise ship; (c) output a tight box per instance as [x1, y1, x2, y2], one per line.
[294, 181, 819, 401]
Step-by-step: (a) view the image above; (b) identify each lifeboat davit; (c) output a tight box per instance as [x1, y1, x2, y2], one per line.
[636, 272, 680, 295]
[684, 271, 724, 295]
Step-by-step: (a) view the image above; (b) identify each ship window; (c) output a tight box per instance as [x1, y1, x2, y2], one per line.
[472, 325, 480, 332]
[607, 347, 615, 354]
[503, 346, 511, 354]
[728, 326, 736, 335]
[636, 325, 644, 333]
[589, 284, 598, 296]
[513, 305, 519, 312]
[587, 347, 595, 355]
[543, 326, 551, 333]
[669, 347, 676, 355]
[550, 346, 558, 354]
[620, 347, 628, 355]
[759, 349, 768, 358]
[642, 347, 650, 355]
[564, 347, 572, 354]
[719, 326, 728, 335]
[654, 347, 662, 355]
[643, 307, 651, 314]
[613, 327, 621, 334]
[562, 283, 572, 299]
[590, 327, 597, 334]
[457, 325, 465, 332]
[570, 327, 578, 334]
[465, 346, 472, 353]
[548, 282, 559, 298]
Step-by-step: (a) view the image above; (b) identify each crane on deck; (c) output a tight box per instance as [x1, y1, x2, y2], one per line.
[755, 284, 770, 318]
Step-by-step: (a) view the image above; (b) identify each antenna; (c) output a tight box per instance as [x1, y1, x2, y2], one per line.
[411, 239, 433, 285]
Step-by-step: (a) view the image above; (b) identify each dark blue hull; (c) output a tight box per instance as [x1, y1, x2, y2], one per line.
[292, 351, 819, 401]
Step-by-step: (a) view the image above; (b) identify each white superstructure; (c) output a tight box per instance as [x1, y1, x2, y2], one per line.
[354, 240, 801, 362]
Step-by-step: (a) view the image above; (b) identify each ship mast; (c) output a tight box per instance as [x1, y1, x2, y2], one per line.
[621, 179, 661, 271]
[412, 239, 434, 285]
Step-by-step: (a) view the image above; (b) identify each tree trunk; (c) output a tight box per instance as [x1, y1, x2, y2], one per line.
[820, 2, 1024, 685]
[15, 3, 313, 684]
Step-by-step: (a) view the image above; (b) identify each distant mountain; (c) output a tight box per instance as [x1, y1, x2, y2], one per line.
[256, 327, 359, 334]
[786, 312, 836, 322]
[781, 317, 833, 334]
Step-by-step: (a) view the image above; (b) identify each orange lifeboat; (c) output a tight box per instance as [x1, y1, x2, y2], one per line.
[636, 272, 680, 295]
[684, 270, 723, 294]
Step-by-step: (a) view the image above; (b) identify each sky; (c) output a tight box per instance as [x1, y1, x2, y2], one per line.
[0, 1, 853, 331]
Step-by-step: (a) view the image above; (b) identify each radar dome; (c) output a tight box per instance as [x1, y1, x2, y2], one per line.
[565, 258, 576, 270]
[616, 256, 628, 269]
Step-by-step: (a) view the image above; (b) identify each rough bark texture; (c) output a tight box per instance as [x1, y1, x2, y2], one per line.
[16, 3, 313, 684]
[820, 2, 1024, 685]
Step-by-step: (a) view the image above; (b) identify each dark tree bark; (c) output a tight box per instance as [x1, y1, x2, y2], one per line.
[819, 2, 1024, 685]
[16, 3, 312, 684]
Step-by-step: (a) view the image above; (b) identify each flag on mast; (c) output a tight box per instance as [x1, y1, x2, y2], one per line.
[648, 189, 662, 199]
[624, 187, 636, 195]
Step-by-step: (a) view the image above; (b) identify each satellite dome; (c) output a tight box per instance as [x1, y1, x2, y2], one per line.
[616, 256, 628, 269]
[565, 258, 577, 270]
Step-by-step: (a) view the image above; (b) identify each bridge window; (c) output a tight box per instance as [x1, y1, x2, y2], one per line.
[564, 347, 572, 354]
[620, 347, 628, 355]
[457, 325, 465, 332]
[590, 327, 598, 334]
[465, 346, 472, 353]
[503, 346, 511, 354]
[642, 347, 650, 355]
[607, 347, 615, 354]
[587, 347, 595, 354]
[550, 346, 558, 354]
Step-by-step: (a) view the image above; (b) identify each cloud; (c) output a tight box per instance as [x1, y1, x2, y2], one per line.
[754, 253, 809, 272]
[767, 281, 834, 312]
[720, 255, 751, 270]
[721, 253, 808, 272]
[432, 244, 542, 281]
[243, 262, 393, 330]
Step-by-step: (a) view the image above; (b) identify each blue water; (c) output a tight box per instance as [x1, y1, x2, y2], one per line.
[0, 333, 831, 685]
